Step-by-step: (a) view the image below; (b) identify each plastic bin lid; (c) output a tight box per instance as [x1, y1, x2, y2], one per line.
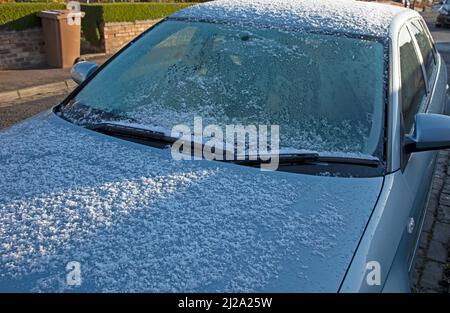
[37, 10, 85, 20]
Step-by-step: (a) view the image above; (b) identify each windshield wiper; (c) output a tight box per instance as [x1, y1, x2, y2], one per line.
[231, 153, 381, 168]
[313, 156, 381, 167]
[86, 123, 177, 148]
[81, 124, 383, 168]
[232, 153, 320, 166]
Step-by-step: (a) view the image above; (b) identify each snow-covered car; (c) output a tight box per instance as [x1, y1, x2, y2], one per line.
[436, 0, 450, 27]
[0, 0, 449, 292]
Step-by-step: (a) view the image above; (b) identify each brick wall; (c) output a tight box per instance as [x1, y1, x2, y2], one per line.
[0, 28, 46, 70]
[103, 19, 162, 54]
[0, 19, 161, 69]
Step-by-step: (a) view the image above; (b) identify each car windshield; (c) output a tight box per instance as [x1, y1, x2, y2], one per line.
[62, 20, 386, 159]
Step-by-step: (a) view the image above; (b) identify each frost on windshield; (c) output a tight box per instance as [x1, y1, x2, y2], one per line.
[72, 20, 386, 158]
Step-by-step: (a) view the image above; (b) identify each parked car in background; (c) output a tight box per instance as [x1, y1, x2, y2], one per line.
[436, 0, 450, 26]
[0, 0, 449, 292]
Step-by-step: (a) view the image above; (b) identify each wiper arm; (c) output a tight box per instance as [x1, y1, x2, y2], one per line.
[86, 123, 177, 148]
[231, 153, 381, 168]
[232, 153, 320, 166]
[314, 156, 381, 167]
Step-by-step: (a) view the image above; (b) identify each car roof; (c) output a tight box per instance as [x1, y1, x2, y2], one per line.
[170, 0, 418, 39]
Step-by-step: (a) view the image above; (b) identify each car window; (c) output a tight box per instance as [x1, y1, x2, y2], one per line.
[419, 19, 436, 50]
[409, 19, 436, 82]
[399, 26, 426, 134]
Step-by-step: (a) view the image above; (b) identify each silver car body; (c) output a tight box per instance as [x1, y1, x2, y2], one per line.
[343, 7, 448, 291]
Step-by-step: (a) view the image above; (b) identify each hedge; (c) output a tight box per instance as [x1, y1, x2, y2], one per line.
[1, 2, 197, 46]
[83, 3, 197, 24]
[0, 3, 65, 30]
[80, 3, 197, 47]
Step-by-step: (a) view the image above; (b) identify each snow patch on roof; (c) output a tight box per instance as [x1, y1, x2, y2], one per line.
[171, 0, 409, 37]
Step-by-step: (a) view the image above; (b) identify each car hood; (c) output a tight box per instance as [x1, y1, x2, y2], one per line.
[0, 112, 383, 292]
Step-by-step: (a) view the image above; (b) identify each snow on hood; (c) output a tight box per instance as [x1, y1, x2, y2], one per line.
[171, 0, 409, 38]
[0, 112, 383, 292]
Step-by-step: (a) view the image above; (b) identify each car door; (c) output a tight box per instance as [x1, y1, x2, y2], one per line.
[399, 19, 440, 272]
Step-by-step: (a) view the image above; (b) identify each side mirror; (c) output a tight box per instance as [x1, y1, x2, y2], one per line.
[71, 61, 98, 85]
[405, 113, 450, 153]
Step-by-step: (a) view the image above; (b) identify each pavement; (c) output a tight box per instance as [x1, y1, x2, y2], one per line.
[0, 9, 450, 293]
[0, 53, 111, 106]
[0, 93, 66, 130]
[423, 11, 450, 52]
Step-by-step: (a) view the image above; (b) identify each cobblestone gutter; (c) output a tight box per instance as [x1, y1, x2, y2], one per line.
[412, 150, 450, 293]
